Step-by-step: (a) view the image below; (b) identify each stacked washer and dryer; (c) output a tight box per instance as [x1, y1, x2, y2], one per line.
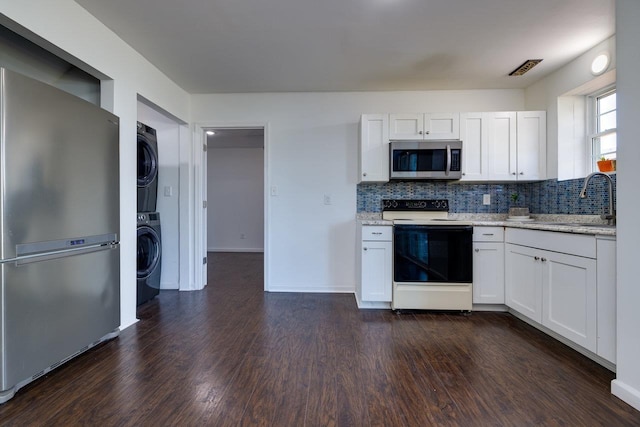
[136, 121, 161, 306]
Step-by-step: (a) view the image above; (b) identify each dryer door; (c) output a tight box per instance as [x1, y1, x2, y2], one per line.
[137, 225, 161, 280]
[137, 134, 158, 187]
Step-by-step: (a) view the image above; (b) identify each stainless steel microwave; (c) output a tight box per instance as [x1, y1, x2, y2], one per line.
[389, 140, 462, 180]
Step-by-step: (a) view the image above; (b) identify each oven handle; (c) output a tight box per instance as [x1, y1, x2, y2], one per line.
[446, 144, 451, 176]
[394, 224, 473, 232]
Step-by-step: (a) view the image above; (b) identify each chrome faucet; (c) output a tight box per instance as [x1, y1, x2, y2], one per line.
[579, 172, 616, 225]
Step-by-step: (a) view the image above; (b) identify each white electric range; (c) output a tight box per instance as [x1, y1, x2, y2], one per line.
[381, 199, 473, 311]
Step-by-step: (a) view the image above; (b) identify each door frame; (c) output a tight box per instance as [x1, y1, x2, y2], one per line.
[193, 122, 269, 291]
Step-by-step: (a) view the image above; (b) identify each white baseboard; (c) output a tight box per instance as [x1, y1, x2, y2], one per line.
[472, 303, 509, 312]
[267, 284, 354, 293]
[355, 293, 392, 309]
[207, 247, 264, 253]
[612, 379, 640, 411]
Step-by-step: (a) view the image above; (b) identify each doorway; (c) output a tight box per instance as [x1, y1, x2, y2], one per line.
[203, 127, 266, 289]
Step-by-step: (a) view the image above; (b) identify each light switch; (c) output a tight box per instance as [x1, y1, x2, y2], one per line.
[270, 185, 278, 196]
[164, 186, 173, 197]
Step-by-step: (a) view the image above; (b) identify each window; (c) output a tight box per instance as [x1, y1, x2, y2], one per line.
[589, 88, 616, 171]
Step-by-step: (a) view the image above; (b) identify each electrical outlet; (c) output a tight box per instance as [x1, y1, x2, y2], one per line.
[240, 233, 246, 239]
[324, 194, 332, 205]
[270, 186, 278, 196]
[483, 194, 491, 205]
[164, 186, 172, 197]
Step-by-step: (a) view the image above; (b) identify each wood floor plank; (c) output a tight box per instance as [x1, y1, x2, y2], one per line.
[1, 252, 640, 426]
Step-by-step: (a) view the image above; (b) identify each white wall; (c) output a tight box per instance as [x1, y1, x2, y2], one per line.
[192, 90, 524, 292]
[137, 100, 181, 289]
[611, 0, 640, 412]
[207, 144, 264, 252]
[0, 0, 190, 329]
[525, 36, 616, 179]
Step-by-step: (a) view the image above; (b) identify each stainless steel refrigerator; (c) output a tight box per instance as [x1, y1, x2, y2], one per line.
[0, 68, 120, 403]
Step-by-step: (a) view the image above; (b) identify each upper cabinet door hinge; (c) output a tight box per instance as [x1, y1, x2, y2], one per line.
[203, 144, 207, 152]
[203, 200, 208, 208]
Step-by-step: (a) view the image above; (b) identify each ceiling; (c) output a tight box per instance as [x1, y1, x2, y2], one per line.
[74, 0, 615, 94]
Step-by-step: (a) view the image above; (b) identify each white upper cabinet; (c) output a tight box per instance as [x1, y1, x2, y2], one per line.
[487, 111, 518, 181]
[359, 114, 389, 183]
[360, 110, 545, 183]
[460, 111, 546, 181]
[516, 111, 547, 181]
[460, 113, 488, 181]
[389, 113, 459, 140]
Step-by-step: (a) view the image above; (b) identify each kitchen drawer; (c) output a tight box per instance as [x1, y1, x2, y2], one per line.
[362, 226, 392, 241]
[473, 226, 504, 242]
[505, 228, 596, 258]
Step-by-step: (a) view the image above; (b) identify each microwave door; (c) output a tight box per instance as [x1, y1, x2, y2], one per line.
[409, 152, 418, 171]
[400, 152, 409, 171]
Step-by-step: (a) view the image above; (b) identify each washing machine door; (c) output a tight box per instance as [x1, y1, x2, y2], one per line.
[137, 134, 158, 187]
[137, 226, 161, 279]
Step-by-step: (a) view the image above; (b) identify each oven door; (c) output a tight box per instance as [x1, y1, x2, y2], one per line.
[393, 224, 472, 283]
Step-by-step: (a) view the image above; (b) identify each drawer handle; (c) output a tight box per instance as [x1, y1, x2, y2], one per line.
[541, 257, 547, 262]
[534, 256, 540, 261]
[372, 232, 383, 235]
[482, 233, 494, 236]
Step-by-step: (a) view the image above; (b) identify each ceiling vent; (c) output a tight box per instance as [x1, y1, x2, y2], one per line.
[509, 59, 543, 76]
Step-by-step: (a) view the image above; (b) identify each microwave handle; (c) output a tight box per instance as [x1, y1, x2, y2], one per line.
[445, 144, 451, 176]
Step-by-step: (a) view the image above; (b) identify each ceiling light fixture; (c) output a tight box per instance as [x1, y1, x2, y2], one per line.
[206, 130, 215, 136]
[591, 53, 610, 76]
[508, 59, 543, 76]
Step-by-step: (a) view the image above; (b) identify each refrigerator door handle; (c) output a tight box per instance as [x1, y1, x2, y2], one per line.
[15, 233, 118, 258]
[13, 243, 119, 266]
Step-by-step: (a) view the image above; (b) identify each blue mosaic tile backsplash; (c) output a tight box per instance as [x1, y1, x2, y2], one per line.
[357, 174, 616, 215]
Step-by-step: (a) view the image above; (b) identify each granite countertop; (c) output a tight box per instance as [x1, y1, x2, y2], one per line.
[356, 213, 616, 236]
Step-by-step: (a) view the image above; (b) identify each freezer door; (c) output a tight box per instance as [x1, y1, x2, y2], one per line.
[0, 245, 120, 390]
[0, 68, 119, 259]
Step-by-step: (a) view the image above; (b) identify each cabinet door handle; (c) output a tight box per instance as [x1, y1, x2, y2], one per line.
[418, 130, 423, 135]
[534, 256, 540, 261]
[475, 248, 480, 252]
[363, 172, 367, 177]
[363, 247, 368, 251]
[519, 172, 524, 175]
[541, 257, 547, 262]
[425, 130, 430, 135]
[512, 172, 517, 175]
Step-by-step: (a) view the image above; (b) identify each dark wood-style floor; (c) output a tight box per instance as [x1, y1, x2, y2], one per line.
[1, 252, 639, 426]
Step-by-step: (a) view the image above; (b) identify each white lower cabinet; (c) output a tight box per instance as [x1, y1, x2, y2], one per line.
[473, 227, 505, 304]
[541, 250, 597, 352]
[505, 229, 600, 355]
[505, 244, 542, 322]
[596, 236, 616, 363]
[356, 225, 392, 307]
